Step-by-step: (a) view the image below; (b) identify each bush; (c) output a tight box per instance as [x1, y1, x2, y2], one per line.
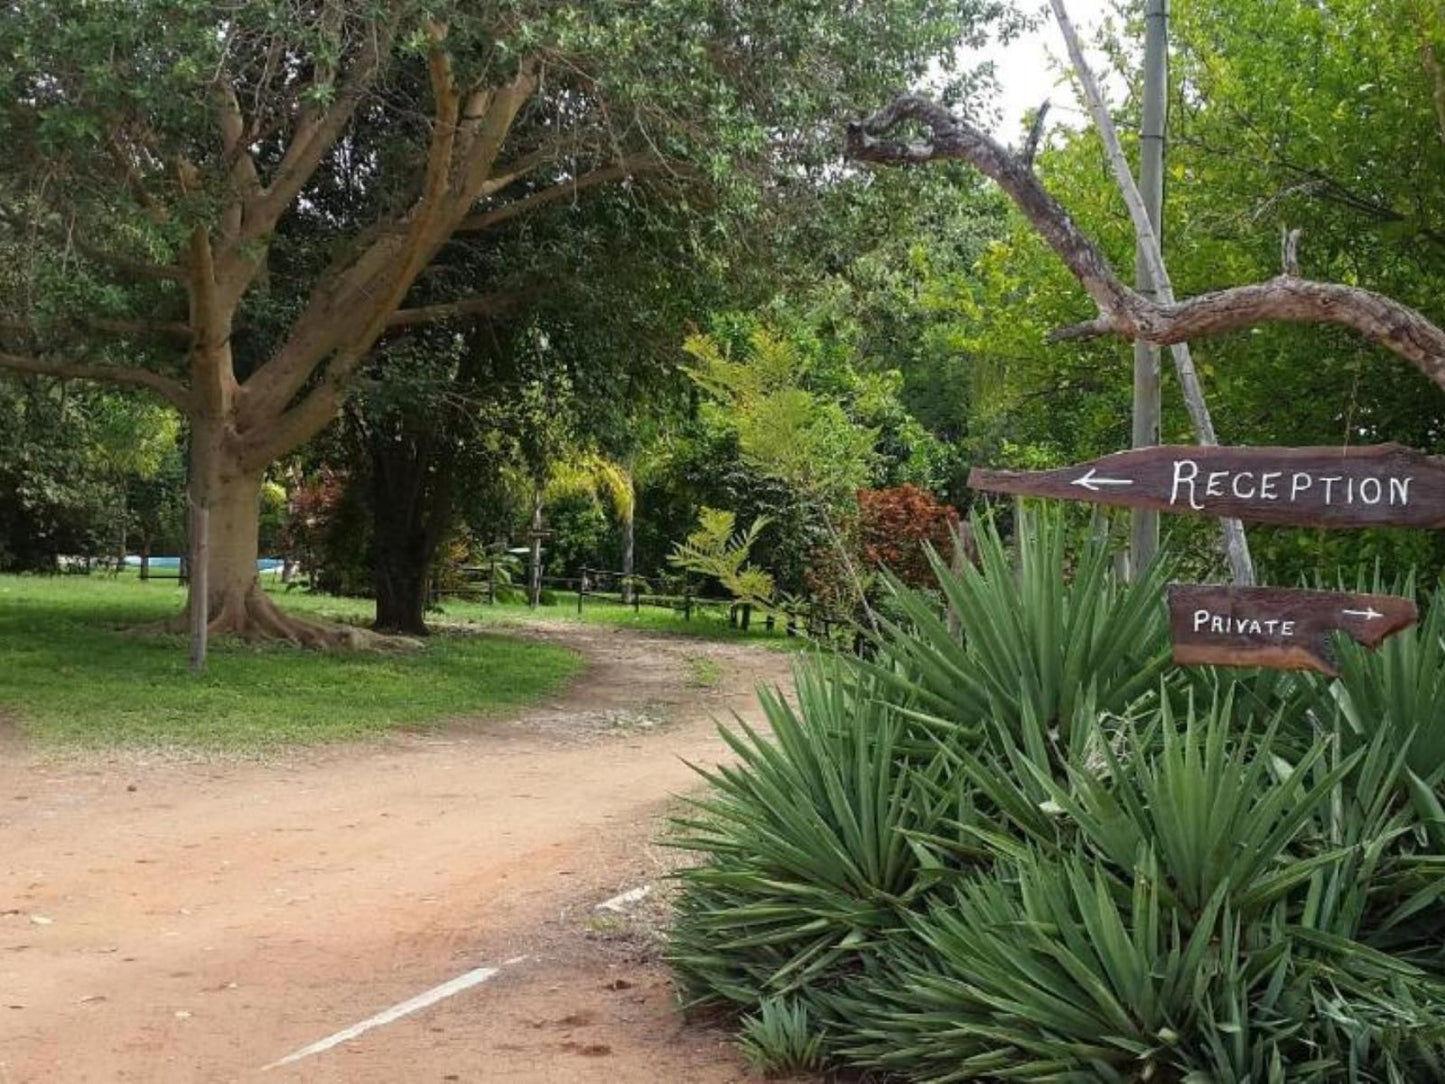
[667, 505, 1445, 1080]
[857, 483, 959, 588]
[736, 998, 826, 1077]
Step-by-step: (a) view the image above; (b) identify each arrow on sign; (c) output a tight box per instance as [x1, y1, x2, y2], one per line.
[968, 443, 1445, 529]
[1168, 585, 1416, 676]
[1070, 468, 1134, 492]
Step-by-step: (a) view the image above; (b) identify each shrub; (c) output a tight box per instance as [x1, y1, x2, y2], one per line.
[857, 484, 959, 588]
[667, 507, 1445, 1081]
[736, 998, 826, 1077]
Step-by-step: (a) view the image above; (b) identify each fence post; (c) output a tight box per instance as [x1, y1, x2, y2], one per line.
[577, 568, 586, 614]
[488, 558, 496, 605]
[683, 589, 692, 621]
[633, 579, 640, 613]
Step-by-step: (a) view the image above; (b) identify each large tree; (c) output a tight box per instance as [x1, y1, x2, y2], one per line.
[0, 0, 1010, 644]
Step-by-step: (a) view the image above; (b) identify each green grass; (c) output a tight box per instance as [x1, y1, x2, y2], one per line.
[424, 590, 806, 649]
[110, 569, 805, 648]
[0, 574, 586, 752]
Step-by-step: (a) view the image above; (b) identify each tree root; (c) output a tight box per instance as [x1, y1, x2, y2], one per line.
[135, 584, 422, 652]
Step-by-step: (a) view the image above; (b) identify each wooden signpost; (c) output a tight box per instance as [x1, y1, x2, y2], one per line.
[1167, 585, 1416, 676]
[968, 443, 1445, 529]
[969, 443, 1428, 673]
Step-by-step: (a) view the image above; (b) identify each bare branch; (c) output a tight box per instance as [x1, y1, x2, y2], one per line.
[246, 9, 403, 240]
[846, 96, 1445, 397]
[75, 243, 186, 283]
[1050, 0, 1252, 583]
[0, 350, 191, 411]
[385, 289, 532, 328]
[1022, 99, 1051, 170]
[84, 317, 193, 341]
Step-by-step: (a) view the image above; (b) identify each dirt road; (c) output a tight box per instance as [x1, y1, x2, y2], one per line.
[0, 622, 795, 1083]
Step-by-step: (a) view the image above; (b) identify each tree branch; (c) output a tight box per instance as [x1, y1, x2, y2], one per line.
[84, 317, 193, 341]
[0, 351, 191, 411]
[245, 8, 402, 241]
[385, 289, 533, 328]
[458, 159, 666, 233]
[846, 95, 1445, 395]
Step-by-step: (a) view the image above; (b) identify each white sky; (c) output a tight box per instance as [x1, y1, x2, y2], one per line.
[964, 0, 1119, 141]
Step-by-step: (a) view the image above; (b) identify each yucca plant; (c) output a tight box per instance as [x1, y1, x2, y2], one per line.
[837, 850, 1228, 1082]
[1331, 582, 1445, 788]
[736, 997, 826, 1077]
[872, 504, 1174, 769]
[834, 693, 1445, 1081]
[666, 660, 960, 1010]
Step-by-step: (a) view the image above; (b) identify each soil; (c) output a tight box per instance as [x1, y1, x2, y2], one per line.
[0, 621, 797, 1083]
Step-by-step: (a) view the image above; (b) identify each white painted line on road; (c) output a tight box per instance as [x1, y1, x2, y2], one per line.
[261, 955, 528, 1071]
[595, 884, 652, 913]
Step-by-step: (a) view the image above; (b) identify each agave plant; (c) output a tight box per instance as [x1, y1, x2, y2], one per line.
[666, 516, 1445, 1080]
[871, 503, 1174, 769]
[666, 660, 959, 1010]
[736, 997, 826, 1077]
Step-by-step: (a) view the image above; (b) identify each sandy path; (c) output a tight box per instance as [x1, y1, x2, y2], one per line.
[0, 622, 795, 1083]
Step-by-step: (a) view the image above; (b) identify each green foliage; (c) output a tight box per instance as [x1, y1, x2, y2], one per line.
[683, 326, 881, 509]
[669, 521, 1445, 1080]
[736, 998, 826, 1077]
[1332, 579, 1445, 787]
[873, 505, 1174, 756]
[668, 665, 948, 1008]
[667, 507, 775, 607]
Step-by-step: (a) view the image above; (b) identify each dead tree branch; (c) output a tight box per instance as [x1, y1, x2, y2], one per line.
[846, 99, 1445, 398]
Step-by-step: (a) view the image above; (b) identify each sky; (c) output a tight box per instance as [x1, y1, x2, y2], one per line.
[963, 0, 1119, 141]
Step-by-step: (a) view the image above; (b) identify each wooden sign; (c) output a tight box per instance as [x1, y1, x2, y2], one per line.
[969, 444, 1445, 528]
[1168, 584, 1416, 675]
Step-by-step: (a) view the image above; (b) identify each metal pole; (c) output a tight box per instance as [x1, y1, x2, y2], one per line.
[1053, 0, 1255, 586]
[188, 494, 209, 672]
[528, 488, 543, 609]
[1130, 0, 1167, 577]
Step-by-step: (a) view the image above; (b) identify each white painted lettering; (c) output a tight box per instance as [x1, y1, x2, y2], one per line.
[1231, 472, 1256, 499]
[1390, 477, 1412, 505]
[1206, 471, 1227, 498]
[1346, 476, 1356, 504]
[1171, 459, 1202, 510]
[1281, 621, 1296, 637]
[1212, 615, 1226, 634]
[1260, 471, 1281, 500]
[1289, 472, 1313, 501]
[1321, 476, 1341, 504]
[1193, 608, 1210, 632]
[1360, 477, 1382, 505]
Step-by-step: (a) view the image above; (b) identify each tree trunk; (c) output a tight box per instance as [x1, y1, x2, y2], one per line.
[371, 504, 432, 636]
[620, 505, 635, 604]
[173, 428, 375, 648]
[374, 564, 429, 636]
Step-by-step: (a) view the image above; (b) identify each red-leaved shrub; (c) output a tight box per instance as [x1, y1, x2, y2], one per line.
[857, 484, 959, 587]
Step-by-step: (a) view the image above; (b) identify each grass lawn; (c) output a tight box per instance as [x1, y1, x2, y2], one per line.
[425, 590, 806, 648]
[0, 574, 586, 752]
